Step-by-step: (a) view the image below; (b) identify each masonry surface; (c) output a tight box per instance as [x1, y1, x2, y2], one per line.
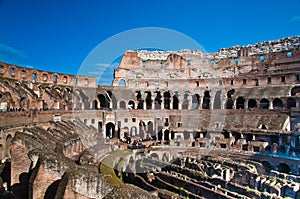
[0, 36, 300, 198]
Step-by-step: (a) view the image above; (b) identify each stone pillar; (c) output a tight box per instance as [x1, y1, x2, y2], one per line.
[161, 97, 164, 110]
[187, 95, 192, 110]
[170, 98, 173, 110]
[245, 98, 249, 110]
[178, 95, 183, 110]
[151, 96, 155, 110]
[269, 99, 273, 109]
[198, 95, 203, 110]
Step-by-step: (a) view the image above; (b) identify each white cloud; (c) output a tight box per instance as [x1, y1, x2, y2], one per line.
[290, 16, 300, 23]
[0, 43, 27, 63]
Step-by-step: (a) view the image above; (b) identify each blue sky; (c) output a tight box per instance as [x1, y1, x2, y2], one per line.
[0, 0, 300, 85]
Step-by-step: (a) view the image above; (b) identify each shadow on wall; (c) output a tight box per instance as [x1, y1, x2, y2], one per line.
[11, 172, 29, 199]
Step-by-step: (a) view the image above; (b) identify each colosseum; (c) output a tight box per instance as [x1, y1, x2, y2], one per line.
[0, 36, 300, 198]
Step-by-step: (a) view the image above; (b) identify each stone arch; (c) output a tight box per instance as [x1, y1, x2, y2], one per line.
[145, 91, 152, 110]
[192, 94, 200, 110]
[164, 130, 170, 141]
[118, 79, 127, 86]
[139, 121, 146, 138]
[248, 99, 257, 109]
[291, 86, 300, 96]
[236, 96, 245, 109]
[130, 126, 138, 136]
[97, 94, 110, 109]
[173, 94, 179, 110]
[182, 93, 189, 110]
[163, 91, 171, 109]
[90, 99, 99, 110]
[213, 90, 222, 109]
[277, 163, 291, 174]
[287, 97, 296, 109]
[273, 98, 283, 109]
[106, 122, 115, 138]
[226, 89, 235, 109]
[260, 98, 269, 109]
[135, 91, 144, 110]
[154, 91, 162, 110]
[128, 100, 135, 109]
[147, 121, 154, 138]
[119, 100, 126, 109]
[202, 91, 210, 109]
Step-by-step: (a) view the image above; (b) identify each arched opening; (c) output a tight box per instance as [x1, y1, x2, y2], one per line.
[136, 91, 144, 110]
[98, 94, 110, 109]
[145, 91, 152, 109]
[128, 100, 135, 109]
[273, 98, 283, 109]
[260, 98, 269, 109]
[202, 91, 210, 109]
[262, 161, 273, 173]
[182, 94, 189, 110]
[164, 130, 170, 141]
[147, 121, 154, 138]
[130, 126, 138, 137]
[20, 97, 27, 109]
[91, 99, 98, 110]
[139, 121, 146, 138]
[213, 90, 221, 109]
[106, 122, 115, 138]
[192, 94, 200, 110]
[107, 91, 117, 110]
[171, 131, 175, 140]
[173, 94, 179, 110]
[6, 134, 12, 157]
[291, 86, 300, 96]
[158, 130, 163, 141]
[119, 100, 126, 109]
[118, 79, 126, 86]
[287, 98, 296, 109]
[248, 99, 257, 109]
[154, 91, 162, 110]
[277, 163, 291, 174]
[163, 92, 171, 109]
[236, 97, 245, 109]
[226, 89, 235, 109]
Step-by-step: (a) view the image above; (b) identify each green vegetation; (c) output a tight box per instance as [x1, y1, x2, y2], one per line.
[99, 149, 131, 187]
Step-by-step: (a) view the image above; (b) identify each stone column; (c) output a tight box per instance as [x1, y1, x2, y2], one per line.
[178, 95, 183, 110]
[187, 95, 192, 110]
[198, 95, 203, 110]
[161, 97, 164, 110]
[269, 99, 273, 109]
[151, 96, 155, 110]
[170, 97, 173, 110]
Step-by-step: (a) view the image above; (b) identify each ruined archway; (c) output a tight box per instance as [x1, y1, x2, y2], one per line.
[202, 91, 210, 109]
[128, 100, 135, 109]
[213, 90, 222, 109]
[287, 97, 296, 109]
[163, 92, 171, 109]
[139, 121, 146, 139]
[135, 91, 144, 110]
[119, 100, 126, 109]
[182, 94, 189, 110]
[164, 130, 170, 141]
[106, 122, 115, 138]
[248, 99, 257, 109]
[260, 98, 269, 109]
[130, 126, 138, 137]
[236, 96, 245, 109]
[145, 91, 152, 110]
[97, 94, 110, 109]
[226, 89, 235, 109]
[291, 86, 300, 96]
[147, 121, 154, 138]
[273, 98, 283, 109]
[173, 94, 179, 110]
[91, 99, 98, 110]
[154, 91, 162, 110]
[277, 163, 291, 174]
[192, 94, 200, 110]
